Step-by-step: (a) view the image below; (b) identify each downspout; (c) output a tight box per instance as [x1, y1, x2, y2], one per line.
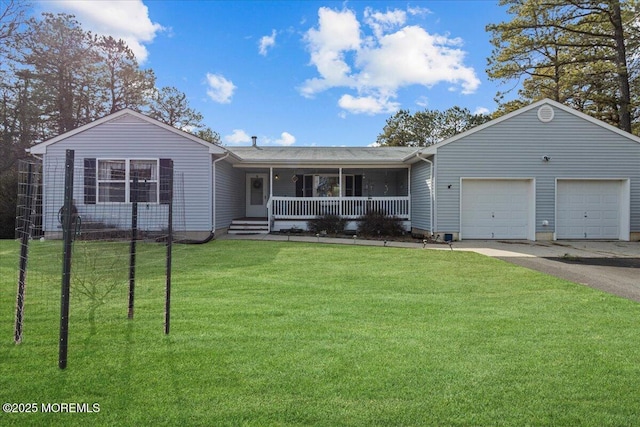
[416, 152, 435, 236]
[212, 153, 230, 235]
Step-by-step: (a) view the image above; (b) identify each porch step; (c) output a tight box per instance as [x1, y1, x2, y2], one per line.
[228, 218, 269, 235]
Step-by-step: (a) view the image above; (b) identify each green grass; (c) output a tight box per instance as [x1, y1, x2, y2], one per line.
[1, 239, 639, 426]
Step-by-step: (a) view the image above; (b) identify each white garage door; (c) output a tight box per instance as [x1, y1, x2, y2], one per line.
[556, 180, 622, 239]
[461, 179, 532, 239]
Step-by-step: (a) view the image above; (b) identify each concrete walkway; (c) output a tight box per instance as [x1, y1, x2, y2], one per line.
[219, 233, 640, 302]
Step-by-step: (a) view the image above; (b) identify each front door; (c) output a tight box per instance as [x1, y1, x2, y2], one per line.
[246, 173, 269, 217]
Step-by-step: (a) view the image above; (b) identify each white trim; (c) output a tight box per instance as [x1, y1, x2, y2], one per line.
[407, 166, 411, 222]
[246, 173, 269, 217]
[269, 167, 273, 200]
[554, 178, 630, 241]
[95, 158, 159, 204]
[459, 177, 536, 241]
[269, 167, 274, 232]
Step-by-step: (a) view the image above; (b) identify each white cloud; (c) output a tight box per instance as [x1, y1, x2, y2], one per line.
[474, 107, 491, 115]
[407, 6, 432, 17]
[300, 6, 480, 115]
[274, 132, 296, 146]
[357, 26, 479, 94]
[223, 130, 295, 146]
[257, 132, 297, 146]
[224, 129, 251, 145]
[415, 96, 429, 108]
[300, 7, 360, 96]
[205, 73, 236, 104]
[364, 7, 406, 38]
[259, 30, 277, 56]
[46, 0, 164, 63]
[338, 94, 399, 115]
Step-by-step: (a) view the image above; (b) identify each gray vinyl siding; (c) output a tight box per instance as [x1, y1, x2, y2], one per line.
[410, 161, 431, 232]
[40, 155, 67, 234]
[215, 159, 245, 229]
[434, 105, 640, 235]
[42, 118, 212, 233]
[273, 169, 296, 197]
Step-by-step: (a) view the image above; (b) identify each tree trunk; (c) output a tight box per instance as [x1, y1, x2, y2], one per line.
[610, 0, 632, 133]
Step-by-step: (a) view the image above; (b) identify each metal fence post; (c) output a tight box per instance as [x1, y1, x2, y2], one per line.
[59, 149, 75, 369]
[15, 162, 35, 344]
[164, 160, 174, 335]
[128, 176, 138, 319]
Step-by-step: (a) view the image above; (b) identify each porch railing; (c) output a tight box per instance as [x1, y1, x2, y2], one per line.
[271, 196, 410, 220]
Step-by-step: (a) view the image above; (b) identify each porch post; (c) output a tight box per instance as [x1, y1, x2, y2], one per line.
[339, 167, 343, 217]
[407, 166, 411, 221]
[269, 167, 273, 200]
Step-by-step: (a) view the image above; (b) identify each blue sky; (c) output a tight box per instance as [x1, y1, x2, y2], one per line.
[38, 1, 512, 147]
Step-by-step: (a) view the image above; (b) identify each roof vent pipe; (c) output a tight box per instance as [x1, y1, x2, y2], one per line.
[251, 136, 257, 147]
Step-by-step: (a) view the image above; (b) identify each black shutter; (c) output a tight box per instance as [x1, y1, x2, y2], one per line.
[295, 174, 303, 197]
[345, 175, 354, 196]
[304, 175, 314, 197]
[84, 158, 96, 204]
[159, 158, 172, 204]
[354, 175, 363, 197]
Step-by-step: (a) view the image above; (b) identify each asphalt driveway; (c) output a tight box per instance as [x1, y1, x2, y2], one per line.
[456, 240, 640, 303]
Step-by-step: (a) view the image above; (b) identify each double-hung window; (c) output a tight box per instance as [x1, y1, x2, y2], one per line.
[294, 173, 362, 198]
[309, 174, 357, 197]
[96, 159, 159, 203]
[313, 175, 341, 197]
[130, 160, 158, 203]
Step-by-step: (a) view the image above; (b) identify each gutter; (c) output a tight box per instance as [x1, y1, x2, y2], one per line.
[416, 152, 435, 236]
[212, 152, 230, 234]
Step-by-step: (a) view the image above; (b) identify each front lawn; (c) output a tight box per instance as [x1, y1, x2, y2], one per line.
[0, 239, 638, 426]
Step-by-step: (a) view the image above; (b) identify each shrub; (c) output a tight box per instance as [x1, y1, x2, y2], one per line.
[356, 209, 405, 237]
[307, 213, 347, 235]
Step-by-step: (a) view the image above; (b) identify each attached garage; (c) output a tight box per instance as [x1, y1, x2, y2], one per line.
[556, 179, 630, 240]
[460, 179, 535, 240]
[415, 99, 640, 242]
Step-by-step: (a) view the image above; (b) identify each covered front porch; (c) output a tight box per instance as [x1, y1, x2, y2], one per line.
[243, 166, 411, 232]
